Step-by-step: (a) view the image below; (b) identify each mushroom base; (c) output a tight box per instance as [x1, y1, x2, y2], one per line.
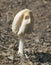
[18, 38, 24, 56]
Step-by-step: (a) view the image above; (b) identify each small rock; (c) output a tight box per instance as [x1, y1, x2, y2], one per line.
[34, 36, 40, 43]
[28, 61, 33, 65]
[8, 55, 13, 60]
[43, 42, 51, 46]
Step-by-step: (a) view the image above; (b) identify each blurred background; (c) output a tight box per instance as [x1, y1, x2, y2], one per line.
[0, 0, 51, 65]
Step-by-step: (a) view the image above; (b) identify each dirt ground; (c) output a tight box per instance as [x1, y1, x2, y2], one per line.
[0, 0, 51, 65]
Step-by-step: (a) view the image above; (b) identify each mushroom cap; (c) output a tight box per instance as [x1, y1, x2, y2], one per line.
[12, 9, 34, 36]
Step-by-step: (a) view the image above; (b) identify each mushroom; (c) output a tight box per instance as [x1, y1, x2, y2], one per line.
[12, 9, 34, 57]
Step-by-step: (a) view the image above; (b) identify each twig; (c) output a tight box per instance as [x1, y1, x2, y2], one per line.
[0, 45, 8, 50]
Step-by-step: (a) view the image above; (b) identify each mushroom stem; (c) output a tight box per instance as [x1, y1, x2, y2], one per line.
[18, 37, 24, 56]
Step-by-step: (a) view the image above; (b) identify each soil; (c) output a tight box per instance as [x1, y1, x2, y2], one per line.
[0, 0, 51, 65]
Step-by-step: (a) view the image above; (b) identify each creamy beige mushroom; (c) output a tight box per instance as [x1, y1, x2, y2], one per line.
[12, 9, 34, 56]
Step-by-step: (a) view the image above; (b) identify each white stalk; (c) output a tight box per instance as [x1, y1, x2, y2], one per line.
[18, 37, 24, 56]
